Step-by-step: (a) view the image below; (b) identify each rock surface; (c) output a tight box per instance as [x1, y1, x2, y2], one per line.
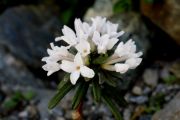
[141, 0, 180, 45]
[152, 92, 180, 120]
[143, 69, 159, 87]
[84, 0, 114, 21]
[0, 47, 43, 87]
[0, 5, 61, 68]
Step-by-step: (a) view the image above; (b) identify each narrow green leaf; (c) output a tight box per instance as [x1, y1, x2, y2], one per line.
[102, 94, 123, 120]
[72, 81, 89, 109]
[99, 72, 117, 87]
[92, 80, 101, 102]
[103, 85, 128, 107]
[108, 71, 122, 80]
[48, 81, 73, 109]
[92, 54, 109, 64]
[57, 73, 70, 89]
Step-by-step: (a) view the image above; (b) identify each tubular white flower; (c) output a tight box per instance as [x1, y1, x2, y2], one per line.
[91, 16, 106, 32]
[42, 62, 61, 76]
[115, 64, 129, 74]
[125, 58, 142, 69]
[42, 43, 74, 62]
[74, 18, 88, 41]
[102, 21, 125, 38]
[75, 40, 91, 57]
[42, 16, 143, 84]
[92, 31, 109, 54]
[55, 25, 78, 46]
[61, 53, 95, 85]
[102, 39, 142, 74]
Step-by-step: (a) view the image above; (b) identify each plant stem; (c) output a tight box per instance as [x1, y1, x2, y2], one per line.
[72, 101, 83, 120]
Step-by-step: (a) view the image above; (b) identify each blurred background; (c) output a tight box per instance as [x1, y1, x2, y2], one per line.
[0, 0, 180, 120]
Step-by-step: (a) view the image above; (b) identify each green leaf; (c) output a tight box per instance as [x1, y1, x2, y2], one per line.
[60, 9, 73, 24]
[108, 92, 127, 107]
[2, 99, 18, 111]
[48, 81, 74, 109]
[58, 73, 70, 89]
[99, 72, 117, 87]
[108, 71, 122, 80]
[103, 85, 127, 107]
[113, 0, 132, 14]
[92, 54, 109, 64]
[92, 79, 101, 102]
[72, 81, 89, 109]
[23, 90, 36, 101]
[102, 94, 123, 120]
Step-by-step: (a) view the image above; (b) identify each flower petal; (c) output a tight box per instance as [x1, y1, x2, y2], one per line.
[55, 25, 77, 46]
[115, 63, 129, 74]
[70, 71, 80, 85]
[80, 66, 95, 78]
[125, 58, 142, 69]
[107, 38, 118, 50]
[74, 53, 84, 66]
[75, 41, 90, 57]
[61, 60, 76, 73]
[92, 31, 100, 45]
[42, 62, 61, 76]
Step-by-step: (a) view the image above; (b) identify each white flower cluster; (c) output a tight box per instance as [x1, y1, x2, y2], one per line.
[42, 16, 142, 85]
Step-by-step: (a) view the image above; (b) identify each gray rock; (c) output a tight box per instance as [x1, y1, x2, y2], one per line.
[0, 47, 43, 87]
[132, 86, 143, 95]
[84, 0, 113, 21]
[143, 69, 159, 87]
[152, 92, 180, 120]
[128, 96, 148, 104]
[139, 115, 152, 120]
[123, 108, 132, 120]
[0, 5, 61, 68]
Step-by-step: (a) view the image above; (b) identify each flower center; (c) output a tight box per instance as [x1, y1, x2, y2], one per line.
[76, 66, 80, 70]
[83, 49, 87, 53]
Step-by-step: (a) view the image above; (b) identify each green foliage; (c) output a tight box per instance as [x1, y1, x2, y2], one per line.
[23, 90, 36, 101]
[92, 79, 101, 102]
[113, 0, 132, 14]
[60, 10, 73, 24]
[2, 90, 36, 111]
[103, 85, 128, 107]
[102, 93, 123, 120]
[48, 80, 74, 109]
[92, 54, 109, 65]
[145, 93, 165, 113]
[163, 75, 177, 85]
[58, 73, 70, 89]
[98, 71, 118, 87]
[72, 81, 89, 109]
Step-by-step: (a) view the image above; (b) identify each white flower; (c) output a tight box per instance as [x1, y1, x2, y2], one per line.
[92, 31, 109, 54]
[114, 64, 129, 74]
[74, 18, 91, 39]
[102, 39, 142, 73]
[42, 62, 61, 76]
[61, 53, 95, 85]
[92, 31, 119, 54]
[55, 25, 78, 46]
[102, 21, 125, 38]
[42, 43, 74, 62]
[91, 16, 106, 32]
[115, 39, 142, 58]
[42, 16, 143, 84]
[125, 58, 142, 69]
[75, 40, 91, 57]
